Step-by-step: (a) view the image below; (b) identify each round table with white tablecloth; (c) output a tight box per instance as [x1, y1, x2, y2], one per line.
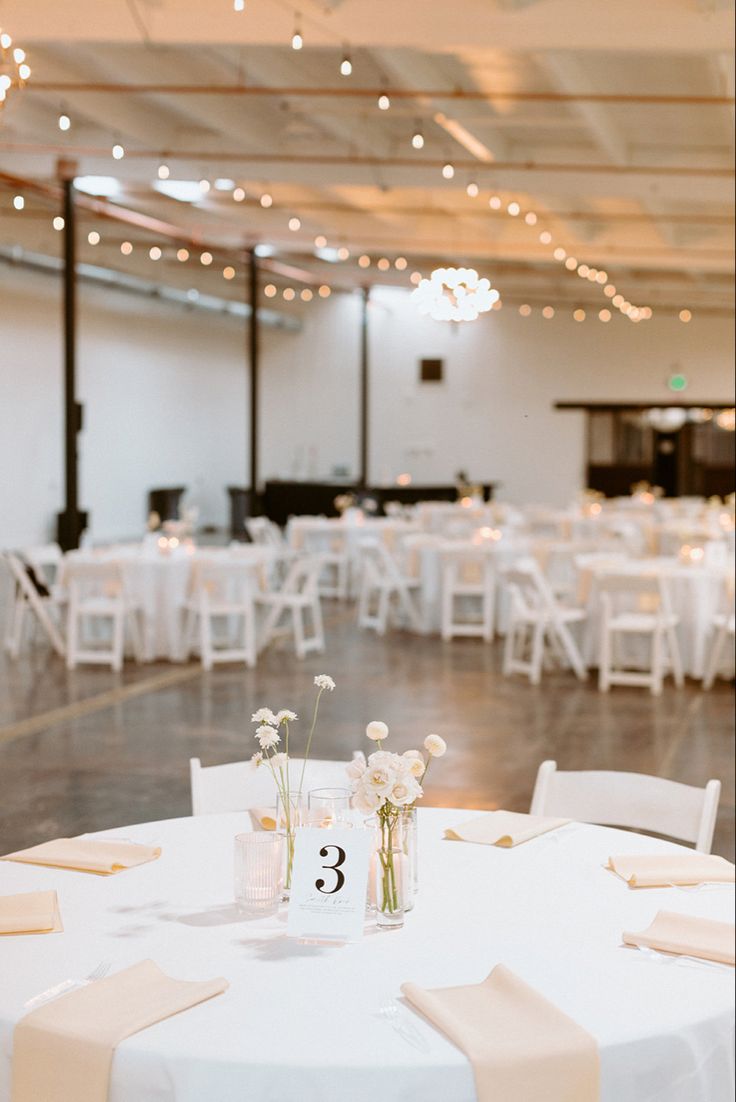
[61, 544, 280, 662]
[2, 808, 732, 1102]
[581, 556, 734, 678]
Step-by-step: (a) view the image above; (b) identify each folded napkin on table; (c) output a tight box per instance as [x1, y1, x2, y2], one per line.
[401, 964, 599, 1102]
[445, 810, 570, 848]
[249, 807, 277, 831]
[0, 891, 62, 936]
[11, 959, 228, 1102]
[623, 910, 735, 966]
[2, 838, 160, 875]
[607, 853, 735, 888]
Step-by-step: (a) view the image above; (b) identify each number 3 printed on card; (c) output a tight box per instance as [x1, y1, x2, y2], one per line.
[316, 845, 346, 894]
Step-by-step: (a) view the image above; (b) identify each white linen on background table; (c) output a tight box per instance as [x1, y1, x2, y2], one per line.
[0, 809, 733, 1102]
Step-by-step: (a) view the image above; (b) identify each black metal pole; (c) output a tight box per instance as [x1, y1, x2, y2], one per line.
[359, 285, 370, 489]
[248, 247, 260, 513]
[57, 165, 83, 550]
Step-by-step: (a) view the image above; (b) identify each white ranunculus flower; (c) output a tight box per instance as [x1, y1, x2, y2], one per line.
[346, 759, 366, 782]
[366, 720, 389, 741]
[353, 787, 382, 815]
[256, 725, 280, 749]
[314, 674, 336, 691]
[365, 766, 394, 794]
[251, 707, 277, 725]
[424, 733, 447, 758]
[390, 777, 422, 806]
[402, 750, 425, 778]
[275, 709, 298, 725]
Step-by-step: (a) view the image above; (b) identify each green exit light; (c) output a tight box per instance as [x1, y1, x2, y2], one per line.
[668, 373, 688, 392]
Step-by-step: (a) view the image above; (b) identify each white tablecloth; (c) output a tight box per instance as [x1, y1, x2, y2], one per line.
[62, 545, 279, 661]
[583, 557, 734, 678]
[1, 809, 732, 1102]
[286, 515, 417, 555]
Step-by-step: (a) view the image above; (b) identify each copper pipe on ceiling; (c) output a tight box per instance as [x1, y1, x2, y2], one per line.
[0, 144, 731, 177]
[25, 83, 736, 106]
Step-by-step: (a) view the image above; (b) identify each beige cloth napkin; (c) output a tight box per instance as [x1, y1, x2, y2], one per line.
[623, 910, 735, 966]
[401, 964, 599, 1102]
[607, 853, 735, 888]
[0, 891, 63, 936]
[2, 838, 161, 875]
[445, 810, 570, 848]
[249, 807, 277, 831]
[11, 960, 228, 1102]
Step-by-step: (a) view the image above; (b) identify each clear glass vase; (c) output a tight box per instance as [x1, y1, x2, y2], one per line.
[275, 794, 305, 900]
[400, 806, 418, 911]
[375, 812, 405, 930]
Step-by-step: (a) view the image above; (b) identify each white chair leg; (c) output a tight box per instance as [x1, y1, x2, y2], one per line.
[260, 603, 282, 649]
[666, 625, 685, 688]
[127, 609, 145, 664]
[703, 624, 728, 690]
[376, 588, 390, 636]
[556, 623, 587, 680]
[598, 623, 610, 692]
[530, 621, 545, 685]
[483, 585, 495, 642]
[111, 610, 125, 672]
[502, 616, 516, 675]
[651, 627, 663, 695]
[311, 597, 325, 652]
[66, 606, 78, 670]
[200, 610, 213, 672]
[441, 587, 453, 641]
[293, 606, 306, 658]
[244, 606, 257, 668]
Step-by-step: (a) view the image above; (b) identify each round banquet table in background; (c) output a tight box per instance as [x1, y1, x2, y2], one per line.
[0, 809, 733, 1102]
[61, 544, 280, 662]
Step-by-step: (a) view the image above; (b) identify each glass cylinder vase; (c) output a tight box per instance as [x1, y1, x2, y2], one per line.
[400, 806, 418, 911]
[374, 812, 405, 930]
[275, 794, 305, 900]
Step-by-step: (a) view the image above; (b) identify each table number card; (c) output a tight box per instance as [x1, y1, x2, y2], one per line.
[286, 827, 372, 943]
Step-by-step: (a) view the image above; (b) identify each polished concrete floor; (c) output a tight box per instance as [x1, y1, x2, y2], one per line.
[0, 605, 733, 859]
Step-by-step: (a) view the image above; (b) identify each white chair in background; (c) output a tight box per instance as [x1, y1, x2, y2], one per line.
[246, 516, 286, 550]
[257, 555, 325, 658]
[356, 541, 422, 635]
[181, 559, 258, 670]
[190, 753, 366, 815]
[530, 759, 721, 853]
[702, 580, 735, 691]
[2, 550, 66, 659]
[439, 547, 495, 641]
[314, 530, 350, 600]
[64, 559, 143, 672]
[501, 562, 587, 685]
[597, 573, 683, 694]
[23, 543, 63, 588]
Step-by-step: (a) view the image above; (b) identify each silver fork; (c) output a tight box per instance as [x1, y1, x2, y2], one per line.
[24, 959, 111, 1010]
[635, 946, 728, 972]
[379, 1000, 431, 1052]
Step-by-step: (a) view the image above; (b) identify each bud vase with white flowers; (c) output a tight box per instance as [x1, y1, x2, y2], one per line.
[250, 674, 336, 895]
[348, 722, 447, 928]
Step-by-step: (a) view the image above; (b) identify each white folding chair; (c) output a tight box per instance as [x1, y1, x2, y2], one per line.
[257, 555, 325, 658]
[440, 547, 495, 641]
[24, 543, 63, 587]
[181, 559, 258, 670]
[2, 550, 66, 659]
[190, 753, 366, 815]
[356, 541, 422, 635]
[598, 573, 683, 694]
[246, 517, 287, 550]
[64, 560, 143, 671]
[530, 760, 721, 853]
[702, 579, 735, 690]
[501, 562, 587, 685]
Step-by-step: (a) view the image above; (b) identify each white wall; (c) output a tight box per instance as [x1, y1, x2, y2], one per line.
[0, 264, 247, 546]
[1, 267, 734, 549]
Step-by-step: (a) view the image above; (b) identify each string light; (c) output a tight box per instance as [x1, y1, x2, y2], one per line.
[466, 181, 479, 198]
[507, 201, 520, 216]
[149, 246, 162, 260]
[0, 32, 12, 49]
[199, 179, 210, 194]
[409, 271, 422, 285]
[377, 93, 390, 110]
[573, 308, 586, 321]
[314, 234, 327, 248]
[318, 284, 331, 297]
[542, 306, 555, 319]
[157, 163, 170, 180]
[223, 266, 235, 280]
[340, 52, 352, 77]
[12, 195, 24, 210]
[291, 15, 303, 50]
[577, 264, 589, 278]
[300, 288, 313, 301]
[260, 193, 273, 208]
[52, 216, 65, 231]
[120, 241, 133, 255]
[288, 216, 301, 231]
[58, 113, 71, 131]
[679, 309, 692, 323]
[283, 287, 296, 300]
[18, 62, 30, 81]
[337, 246, 350, 260]
[358, 254, 371, 268]
[411, 126, 424, 150]
[524, 212, 537, 225]
[264, 284, 277, 298]
[489, 196, 502, 210]
[519, 304, 532, 316]
[177, 248, 189, 261]
[553, 247, 566, 261]
[233, 187, 245, 202]
[599, 309, 611, 322]
[441, 163, 455, 179]
[233, 0, 245, 10]
[377, 257, 390, 271]
[539, 231, 552, 244]
[604, 284, 616, 297]
[87, 230, 100, 245]
[200, 251, 213, 266]
[112, 143, 124, 160]
[394, 256, 407, 270]
[564, 257, 577, 270]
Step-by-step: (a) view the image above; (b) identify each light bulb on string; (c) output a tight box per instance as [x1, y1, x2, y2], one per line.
[18, 63, 31, 80]
[466, 181, 479, 198]
[58, 113, 71, 132]
[13, 195, 24, 210]
[291, 15, 303, 50]
[340, 52, 352, 76]
[260, 193, 273, 208]
[157, 163, 170, 180]
[442, 163, 455, 179]
[112, 143, 125, 160]
[411, 125, 424, 149]
[233, 0, 245, 10]
[377, 93, 390, 110]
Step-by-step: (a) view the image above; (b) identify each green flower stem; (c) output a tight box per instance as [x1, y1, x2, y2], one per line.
[297, 686, 325, 798]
